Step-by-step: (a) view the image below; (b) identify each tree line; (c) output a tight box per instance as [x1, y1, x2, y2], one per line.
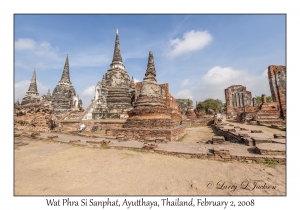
[195, 95, 273, 114]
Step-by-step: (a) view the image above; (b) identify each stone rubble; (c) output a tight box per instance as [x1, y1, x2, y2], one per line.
[14, 102, 57, 132]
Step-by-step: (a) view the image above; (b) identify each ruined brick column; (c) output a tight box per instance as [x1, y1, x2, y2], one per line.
[262, 94, 267, 104]
[252, 98, 256, 106]
[268, 65, 286, 119]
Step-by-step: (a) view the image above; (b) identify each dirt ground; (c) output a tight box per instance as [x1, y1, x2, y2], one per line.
[14, 124, 286, 196]
[183, 126, 215, 143]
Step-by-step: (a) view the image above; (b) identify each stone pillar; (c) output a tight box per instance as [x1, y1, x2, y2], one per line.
[241, 93, 245, 108]
[252, 98, 256, 106]
[236, 93, 240, 107]
[262, 94, 267, 104]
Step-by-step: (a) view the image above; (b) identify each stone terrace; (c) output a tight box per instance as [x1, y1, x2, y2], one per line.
[15, 120, 286, 164]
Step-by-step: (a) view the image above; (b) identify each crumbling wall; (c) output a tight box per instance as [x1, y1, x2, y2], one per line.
[106, 126, 186, 142]
[14, 102, 56, 132]
[225, 85, 252, 119]
[268, 65, 286, 119]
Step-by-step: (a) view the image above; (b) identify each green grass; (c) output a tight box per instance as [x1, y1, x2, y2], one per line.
[220, 159, 231, 163]
[101, 145, 110, 149]
[261, 159, 279, 167]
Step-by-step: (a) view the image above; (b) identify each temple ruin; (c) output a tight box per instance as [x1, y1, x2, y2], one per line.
[82, 29, 135, 120]
[225, 85, 253, 118]
[14, 101, 57, 132]
[106, 51, 186, 141]
[185, 100, 197, 120]
[225, 65, 286, 125]
[51, 54, 82, 115]
[268, 65, 286, 119]
[21, 69, 41, 105]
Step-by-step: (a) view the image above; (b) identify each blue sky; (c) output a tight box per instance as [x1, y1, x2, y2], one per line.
[14, 14, 286, 108]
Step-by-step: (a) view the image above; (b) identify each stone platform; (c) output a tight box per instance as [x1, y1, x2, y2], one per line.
[15, 130, 286, 164]
[106, 126, 186, 142]
[255, 143, 286, 155]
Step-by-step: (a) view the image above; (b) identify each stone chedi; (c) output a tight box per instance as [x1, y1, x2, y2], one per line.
[21, 69, 41, 105]
[51, 54, 82, 115]
[82, 29, 135, 120]
[106, 51, 186, 141]
[185, 100, 197, 119]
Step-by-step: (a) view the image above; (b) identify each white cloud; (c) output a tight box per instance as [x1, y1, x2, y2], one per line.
[14, 80, 49, 102]
[167, 30, 212, 58]
[15, 38, 36, 51]
[191, 66, 269, 102]
[82, 86, 95, 96]
[15, 38, 60, 61]
[133, 78, 141, 83]
[202, 66, 245, 86]
[175, 89, 194, 100]
[180, 79, 189, 87]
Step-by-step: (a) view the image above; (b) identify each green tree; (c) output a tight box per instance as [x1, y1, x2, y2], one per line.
[255, 95, 272, 104]
[176, 99, 193, 111]
[196, 98, 223, 114]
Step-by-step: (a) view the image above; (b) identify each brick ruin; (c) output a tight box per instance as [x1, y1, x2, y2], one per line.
[14, 101, 57, 132]
[82, 29, 135, 120]
[225, 85, 253, 118]
[225, 65, 286, 125]
[185, 100, 197, 119]
[268, 65, 286, 119]
[134, 82, 180, 120]
[106, 51, 186, 141]
[16, 54, 83, 133]
[174, 99, 217, 126]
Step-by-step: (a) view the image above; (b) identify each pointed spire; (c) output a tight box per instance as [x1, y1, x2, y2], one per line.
[59, 54, 71, 84]
[46, 89, 51, 97]
[145, 51, 156, 80]
[101, 74, 107, 86]
[112, 29, 122, 62]
[28, 69, 38, 93]
[130, 76, 135, 88]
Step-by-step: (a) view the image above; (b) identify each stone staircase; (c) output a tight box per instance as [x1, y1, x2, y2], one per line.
[256, 110, 284, 125]
[79, 100, 97, 120]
